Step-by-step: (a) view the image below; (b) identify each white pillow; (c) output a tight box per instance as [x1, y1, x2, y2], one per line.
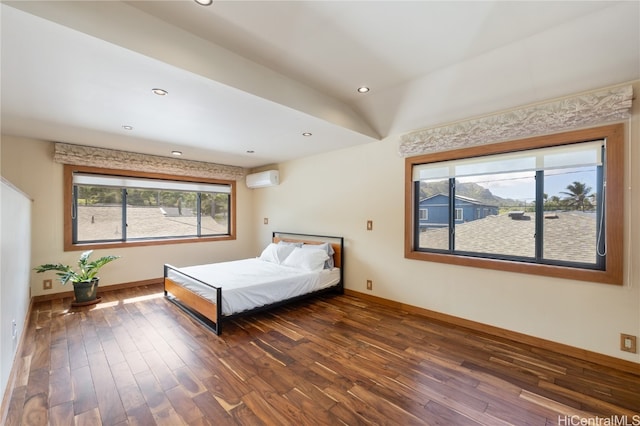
[259, 243, 295, 264]
[281, 247, 329, 272]
[301, 242, 335, 269]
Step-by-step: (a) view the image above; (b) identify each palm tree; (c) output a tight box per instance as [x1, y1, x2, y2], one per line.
[560, 181, 593, 212]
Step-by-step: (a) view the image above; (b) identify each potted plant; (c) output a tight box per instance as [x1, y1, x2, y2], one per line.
[34, 250, 120, 304]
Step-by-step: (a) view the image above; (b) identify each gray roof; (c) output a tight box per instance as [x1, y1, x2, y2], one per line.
[419, 211, 597, 264]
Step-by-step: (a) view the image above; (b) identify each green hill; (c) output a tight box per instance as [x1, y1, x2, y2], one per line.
[419, 181, 519, 208]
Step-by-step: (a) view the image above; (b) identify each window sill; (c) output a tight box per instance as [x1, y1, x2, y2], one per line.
[64, 235, 235, 252]
[404, 248, 622, 285]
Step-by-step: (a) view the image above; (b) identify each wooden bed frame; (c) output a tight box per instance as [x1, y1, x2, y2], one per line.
[164, 232, 344, 335]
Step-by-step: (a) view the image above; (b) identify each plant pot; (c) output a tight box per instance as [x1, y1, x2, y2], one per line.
[73, 278, 99, 303]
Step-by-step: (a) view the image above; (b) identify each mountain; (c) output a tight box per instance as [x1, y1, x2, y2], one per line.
[419, 181, 519, 207]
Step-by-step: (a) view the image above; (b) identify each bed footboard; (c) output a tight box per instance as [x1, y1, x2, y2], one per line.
[164, 264, 224, 335]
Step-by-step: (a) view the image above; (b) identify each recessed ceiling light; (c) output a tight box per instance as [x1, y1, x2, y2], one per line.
[122, 125, 133, 130]
[357, 86, 370, 93]
[302, 132, 312, 137]
[194, 0, 213, 5]
[152, 88, 168, 96]
[171, 150, 182, 156]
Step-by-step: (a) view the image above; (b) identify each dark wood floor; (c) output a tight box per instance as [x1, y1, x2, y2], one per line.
[4, 284, 639, 425]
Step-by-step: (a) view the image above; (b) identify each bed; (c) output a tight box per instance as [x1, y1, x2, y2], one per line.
[164, 232, 344, 335]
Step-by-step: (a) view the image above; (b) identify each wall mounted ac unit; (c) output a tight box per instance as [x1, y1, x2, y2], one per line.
[246, 170, 279, 188]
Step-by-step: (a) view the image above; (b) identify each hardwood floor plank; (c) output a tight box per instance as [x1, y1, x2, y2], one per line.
[165, 385, 205, 424]
[48, 367, 72, 407]
[519, 389, 596, 419]
[4, 385, 26, 426]
[110, 360, 147, 412]
[50, 341, 70, 371]
[199, 368, 248, 407]
[4, 284, 638, 425]
[191, 390, 234, 424]
[133, 369, 171, 413]
[70, 365, 98, 415]
[66, 324, 89, 371]
[424, 399, 483, 426]
[281, 387, 343, 425]
[538, 380, 640, 417]
[49, 311, 67, 346]
[14, 354, 32, 389]
[240, 389, 299, 425]
[21, 392, 47, 426]
[111, 324, 139, 354]
[139, 349, 179, 392]
[99, 335, 127, 367]
[484, 399, 549, 426]
[49, 400, 74, 426]
[25, 368, 49, 400]
[123, 402, 156, 426]
[30, 327, 51, 371]
[172, 365, 207, 396]
[74, 407, 101, 426]
[87, 350, 127, 425]
[348, 383, 427, 425]
[323, 384, 392, 424]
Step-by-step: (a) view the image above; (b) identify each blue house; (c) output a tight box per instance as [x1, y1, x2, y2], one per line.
[418, 194, 498, 230]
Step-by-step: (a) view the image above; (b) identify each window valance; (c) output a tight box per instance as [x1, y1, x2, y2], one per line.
[399, 84, 633, 158]
[72, 173, 232, 193]
[54, 143, 247, 181]
[412, 140, 603, 181]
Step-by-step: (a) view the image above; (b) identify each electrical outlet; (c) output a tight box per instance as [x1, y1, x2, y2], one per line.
[366, 280, 373, 290]
[43, 279, 52, 290]
[264, 218, 269, 225]
[366, 220, 373, 231]
[620, 334, 637, 353]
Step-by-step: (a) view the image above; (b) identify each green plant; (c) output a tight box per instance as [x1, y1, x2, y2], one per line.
[34, 250, 120, 285]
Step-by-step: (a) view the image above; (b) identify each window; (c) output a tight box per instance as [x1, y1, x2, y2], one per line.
[405, 124, 624, 285]
[419, 208, 428, 220]
[65, 166, 235, 250]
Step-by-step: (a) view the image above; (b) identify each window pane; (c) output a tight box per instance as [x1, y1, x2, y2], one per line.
[127, 189, 198, 239]
[76, 186, 123, 242]
[542, 166, 598, 264]
[454, 173, 535, 258]
[201, 193, 230, 236]
[416, 179, 449, 251]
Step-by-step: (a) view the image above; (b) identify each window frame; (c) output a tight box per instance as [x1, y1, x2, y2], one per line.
[64, 165, 236, 251]
[404, 124, 624, 285]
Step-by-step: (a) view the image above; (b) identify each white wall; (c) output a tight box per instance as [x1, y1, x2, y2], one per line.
[0, 136, 258, 297]
[0, 178, 31, 402]
[253, 82, 640, 363]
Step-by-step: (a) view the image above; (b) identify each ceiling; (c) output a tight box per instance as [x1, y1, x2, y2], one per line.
[2, 1, 638, 169]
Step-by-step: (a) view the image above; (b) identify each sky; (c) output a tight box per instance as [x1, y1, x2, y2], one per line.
[459, 166, 597, 202]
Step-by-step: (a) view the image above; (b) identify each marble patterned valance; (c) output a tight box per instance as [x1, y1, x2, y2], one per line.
[399, 85, 633, 157]
[54, 143, 247, 181]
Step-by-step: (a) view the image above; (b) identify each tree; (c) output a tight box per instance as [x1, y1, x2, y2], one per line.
[544, 194, 563, 211]
[560, 181, 594, 212]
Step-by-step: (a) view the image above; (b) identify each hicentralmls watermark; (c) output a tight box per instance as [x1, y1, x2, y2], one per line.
[558, 415, 640, 426]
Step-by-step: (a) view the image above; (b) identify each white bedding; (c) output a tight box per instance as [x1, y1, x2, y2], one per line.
[167, 258, 341, 316]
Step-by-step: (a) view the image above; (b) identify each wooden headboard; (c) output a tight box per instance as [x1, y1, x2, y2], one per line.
[272, 232, 343, 269]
